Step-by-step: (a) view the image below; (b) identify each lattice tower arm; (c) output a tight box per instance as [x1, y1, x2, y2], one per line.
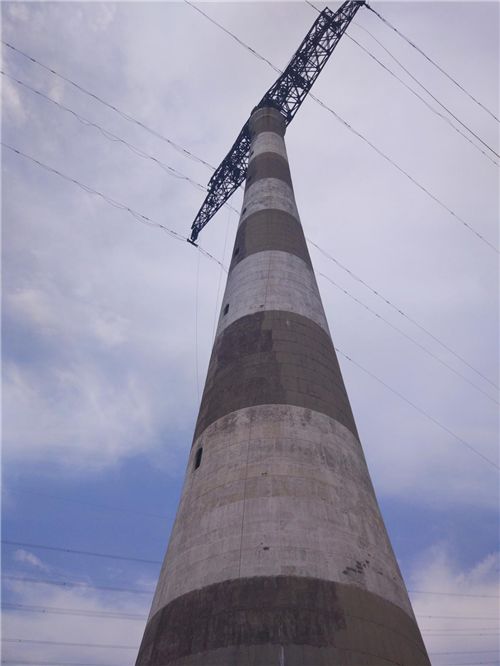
[189, 0, 365, 243]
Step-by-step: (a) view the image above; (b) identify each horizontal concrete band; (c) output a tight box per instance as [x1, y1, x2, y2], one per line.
[136, 576, 430, 665]
[245, 151, 293, 190]
[217, 250, 329, 337]
[229, 211, 312, 273]
[150, 406, 411, 618]
[249, 130, 288, 162]
[195, 310, 357, 442]
[239, 177, 299, 226]
[249, 106, 286, 138]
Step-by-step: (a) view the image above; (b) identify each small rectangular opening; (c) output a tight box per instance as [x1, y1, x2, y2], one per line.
[194, 447, 203, 470]
[223, 304, 229, 316]
[233, 247, 239, 257]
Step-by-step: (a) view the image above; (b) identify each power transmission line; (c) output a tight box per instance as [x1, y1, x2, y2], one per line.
[3, 574, 153, 595]
[344, 33, 498, 165]
[430, 651, 500, 656]
[308, 238, 498, 390]
[3, 31, 498, 388]
[1, 660, 124, 666]
[3, 487, 169, 521]
[3, 638, 136, 650]
[3, 604, 498, 629]
[335, 347, 499, 470]
[319, 272, 498, 404]
[2, 70, 239, 216]
[3, 545, 499, 599]
[1, 40, 215, 171]
[409, 590, 500, 599]
[305, 1, 498, 164]
[183, 1, 498, 253]
[365, 3, 500, 123]
[6, 576, 498, 609]
[2, 603, 145, 620]
[3, 14, 496, 390]
[419, 615, 500, 620]
[1, 540, 161, 565]
[4, 148, 496, 469]
[2, 603, 146, 620]
[347, 24, 498, 159]
[11, 60, 492, 394]
[308, 90, 498, 252]
[2, 143, 226, 272]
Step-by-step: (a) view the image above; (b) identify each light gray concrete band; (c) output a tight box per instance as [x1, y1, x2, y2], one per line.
[148, 404, 413, 620]
[217, 250, 328, 337]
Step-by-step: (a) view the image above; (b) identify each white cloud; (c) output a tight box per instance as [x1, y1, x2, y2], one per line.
[13, 549, 49, 572]
[2, 77, 29, 126]
[2, 576, 148, 665]
[410, 546, 500, 661]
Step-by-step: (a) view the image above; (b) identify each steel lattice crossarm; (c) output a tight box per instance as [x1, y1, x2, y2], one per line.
[189, 0, 365, 244]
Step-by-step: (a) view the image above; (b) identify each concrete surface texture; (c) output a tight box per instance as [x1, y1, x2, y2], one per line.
[136, 106, 431, 665]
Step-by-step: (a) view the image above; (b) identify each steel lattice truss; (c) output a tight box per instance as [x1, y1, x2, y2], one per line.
[189, 0, 364, 243]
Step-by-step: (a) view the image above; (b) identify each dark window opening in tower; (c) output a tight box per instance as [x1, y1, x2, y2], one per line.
[193, 447, 203, 470]
[223, 303, 229, 316]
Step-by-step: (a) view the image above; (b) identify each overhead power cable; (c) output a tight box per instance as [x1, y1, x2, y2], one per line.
[4, 605, 498, 627]
[2, 70, 238, 217]
[184, 1, 498, 253]
[365, 3, 500, 123]
[5, 126, 496, 393]
[3, 487, 169, 520]
[346, 24, 499, 160]
[344, 33, 498, 165]
[2, 602, 145, 620]
[409, 590, 500, 598]
[5, 144, 496, 468]
[1, 40, 215, 171]
[10, 55, 493, 391]
[418, 615, 500, 620]
[3, 573, 499, 603]
[335, 346, 499, 470]
[308, 90, 498, 252]
[2, 143, 226, 272]
[3, 637, 136, 650]
[430, 651, 500, 656]
[319, 272, 498, 404]
[1, 662, 117, 666]
[15, 36, 491, 393]
[305, 1, 498, 164]
[3, 574, 153, 595]
[1, 539, 161, 565]
[308, 238, 498, 390]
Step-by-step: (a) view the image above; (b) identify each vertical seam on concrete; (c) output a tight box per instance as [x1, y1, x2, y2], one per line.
[263, 247, 273, 309]
[237, 415, 253, 578]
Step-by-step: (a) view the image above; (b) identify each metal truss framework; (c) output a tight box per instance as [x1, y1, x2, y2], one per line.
[189, 0, 364, 243]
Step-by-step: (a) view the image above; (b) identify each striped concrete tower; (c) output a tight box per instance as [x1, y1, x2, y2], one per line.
[137, 106, 431, 665]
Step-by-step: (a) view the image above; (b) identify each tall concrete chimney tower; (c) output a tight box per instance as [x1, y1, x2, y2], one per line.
[137, 106, 430, 665]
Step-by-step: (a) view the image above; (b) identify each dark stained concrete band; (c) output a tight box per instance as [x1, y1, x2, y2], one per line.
[230, 209, 312, 272]
[245, 151, 293, 190]
[194, 310, 358, 442]
[249, 107, 286, 138]
[136, 576, 430, 666]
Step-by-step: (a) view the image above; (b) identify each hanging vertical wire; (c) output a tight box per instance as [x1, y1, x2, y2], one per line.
[195, 248, 201, 405]
[211, 207, 233, 343]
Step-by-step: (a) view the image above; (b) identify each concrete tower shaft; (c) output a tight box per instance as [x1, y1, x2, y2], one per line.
[136, 107, 430, 665]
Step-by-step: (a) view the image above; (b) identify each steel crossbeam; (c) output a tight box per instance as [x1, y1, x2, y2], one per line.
[189, 1, 364, 243]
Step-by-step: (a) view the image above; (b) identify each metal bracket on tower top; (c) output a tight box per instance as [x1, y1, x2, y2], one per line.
[189, 0, 365, 243]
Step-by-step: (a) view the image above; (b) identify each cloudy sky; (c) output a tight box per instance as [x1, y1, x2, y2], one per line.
[2, 1, 498, 664]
